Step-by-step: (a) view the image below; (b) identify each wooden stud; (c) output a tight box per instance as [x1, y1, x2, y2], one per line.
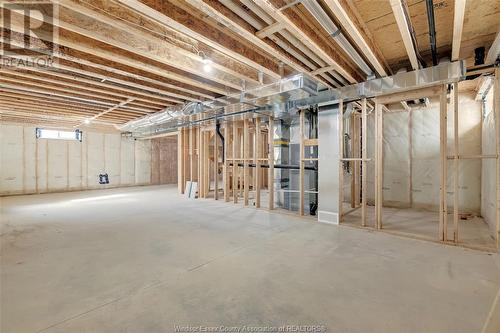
[224, 124, 230, 202]
[268, 116, 275, 210]
[361, 98, 367, 227]
[184, 128, 189, 191]
[46, 139, 49, 192]
[243, 119, 250, 206]
[409, 103, 413, 207]
[495, 68, 500, 248]
[453, 82, 459, 243]
[214, 127, 219, 200]
[238, 126, 244, 198]
[439, 85, 448, 241]
[205, 131, 210, 197]
[198, 127, 203, 197]
[299, 110, 305, 216]
[375, 101, 383, 229]
[233, 120, 238, 203]
[255, 118, 262, 208]
[189, 123, 194, 182]
[338, 100, 344, 222]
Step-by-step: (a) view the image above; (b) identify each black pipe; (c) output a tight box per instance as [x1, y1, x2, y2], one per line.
[215, 119, 225, 163]
[425, 0, 438, 66]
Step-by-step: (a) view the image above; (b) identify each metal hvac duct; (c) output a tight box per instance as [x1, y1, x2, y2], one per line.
[123, 74, 319, 137]
[118, 102, 203, 132]
[289, 60, 466, 109]
[122, 61, 465, 138]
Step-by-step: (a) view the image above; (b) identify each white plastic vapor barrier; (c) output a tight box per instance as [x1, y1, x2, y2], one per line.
[344, 91, 483, 213]
[481, 88, 497, 235]
[0, 124, 153, 195]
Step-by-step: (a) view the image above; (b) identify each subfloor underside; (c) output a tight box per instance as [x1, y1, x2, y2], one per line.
[1, 185, 499, 333]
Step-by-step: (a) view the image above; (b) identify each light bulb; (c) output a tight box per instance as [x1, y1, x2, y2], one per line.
[202, 57, 212, 72]
[84, 119, 91, 124]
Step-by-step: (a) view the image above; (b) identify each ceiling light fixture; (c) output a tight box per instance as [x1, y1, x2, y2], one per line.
[202, 57, 212, 73]
[84, 119, 91, 124]
[196, 49, 213, 73]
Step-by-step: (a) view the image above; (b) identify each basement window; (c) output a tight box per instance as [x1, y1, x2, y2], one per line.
[36, 128, 82, 142]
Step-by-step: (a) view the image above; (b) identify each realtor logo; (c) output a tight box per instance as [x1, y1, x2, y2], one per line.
[1, 1, 59, 67]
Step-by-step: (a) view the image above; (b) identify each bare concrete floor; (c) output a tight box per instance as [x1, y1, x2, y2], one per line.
[1, 185, 500, 333]
[342, 203, 497, 250]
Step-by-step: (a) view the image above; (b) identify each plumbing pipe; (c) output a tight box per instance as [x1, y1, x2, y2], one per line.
[425, 0, 438, 66]
[216, 119, 225, 163]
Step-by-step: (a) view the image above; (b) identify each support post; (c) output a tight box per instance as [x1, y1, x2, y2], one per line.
[268, 116, 274, 210]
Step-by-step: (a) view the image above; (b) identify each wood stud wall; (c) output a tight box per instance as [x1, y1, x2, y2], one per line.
[178, 116, 276, 211]
[173, 76, 500, 250]
[338, 82, 500, 250]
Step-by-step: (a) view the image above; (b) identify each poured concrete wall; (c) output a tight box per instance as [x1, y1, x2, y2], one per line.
[0, 123, 152, 195]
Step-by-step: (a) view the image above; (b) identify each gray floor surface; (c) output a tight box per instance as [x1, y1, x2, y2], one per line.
[1, 185, 499, 333]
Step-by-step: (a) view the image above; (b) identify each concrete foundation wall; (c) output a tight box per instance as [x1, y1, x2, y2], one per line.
[0, 123, 152, 195]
